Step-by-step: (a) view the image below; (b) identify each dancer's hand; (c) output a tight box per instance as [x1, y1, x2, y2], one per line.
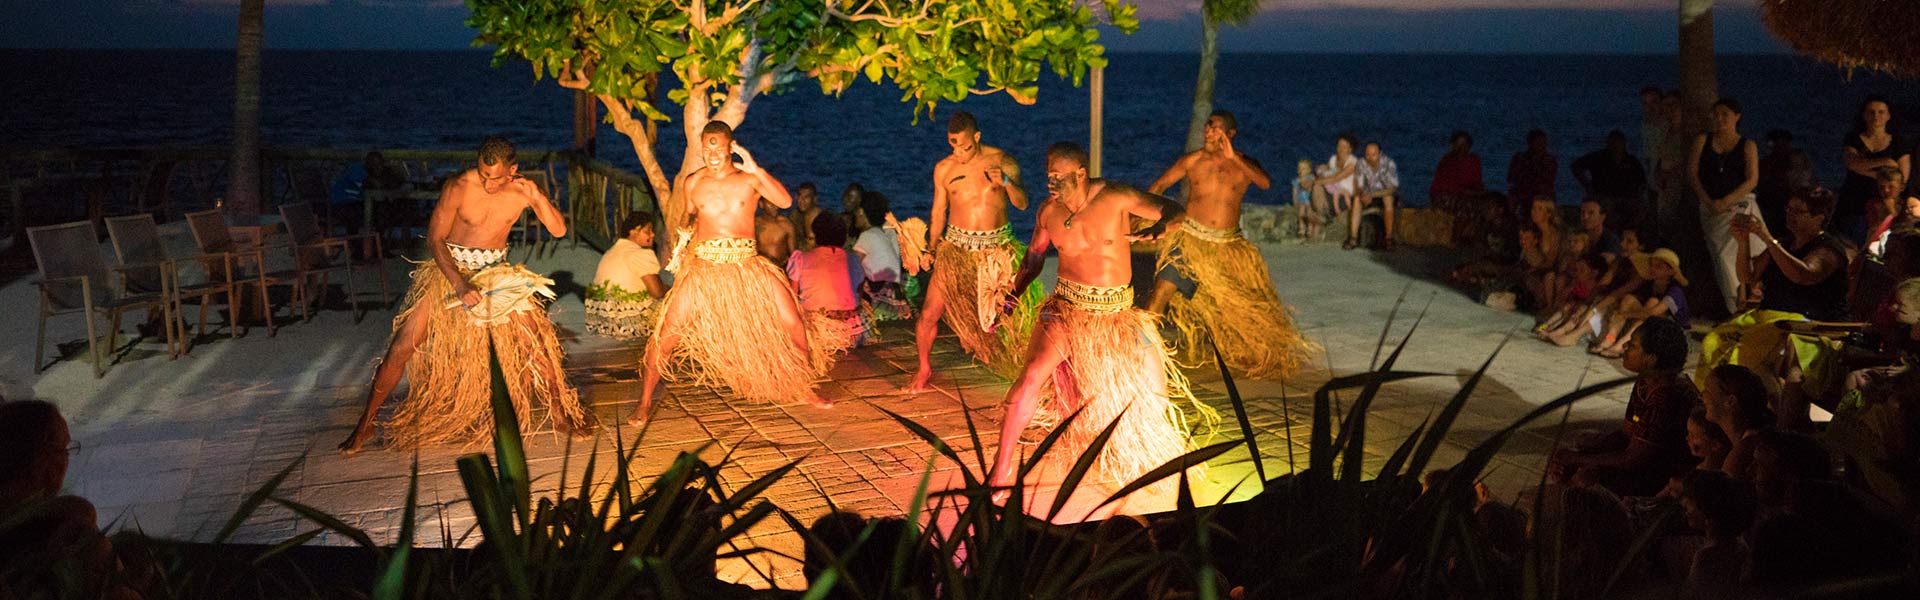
[1128, 222, 1172, 242]
[458, 285, 483, 308]
[731, 142, 760, 174]
[1221, 136, 1237, 159]
[998, 290, 1020, 316]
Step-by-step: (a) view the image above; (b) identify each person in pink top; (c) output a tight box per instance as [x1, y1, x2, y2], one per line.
[787, 213, 864, 347]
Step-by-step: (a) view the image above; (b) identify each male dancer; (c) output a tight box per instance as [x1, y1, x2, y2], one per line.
[1146, 110, 1316, 379]
[987, 142, 1215, 502]
[627, 121, 851, 426]
[907, 111, 1040, 391]
[340, 136, 594, 453]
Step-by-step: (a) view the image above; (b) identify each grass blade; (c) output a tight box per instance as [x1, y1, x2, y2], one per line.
[1404, 340, 1508, 479]
[1207, 337, 1265, 483]
[457, 453, 531, 600]
[1093, 439, 1241, 513]
[373, 454, 420, 600]
[249, 527, 324, 566]
[878, 406, 981, 488]
[1046, 406, 1127, 521]
[268, 496, 381, 554]
[485, 340, 530, 528]
[215, 453, 304, 544]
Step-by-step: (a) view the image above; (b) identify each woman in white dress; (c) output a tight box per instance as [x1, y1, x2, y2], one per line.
[586, 211, 671, 342]
[1313, 135, 1360, 219]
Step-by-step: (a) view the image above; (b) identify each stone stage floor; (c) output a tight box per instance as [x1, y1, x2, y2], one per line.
[7, 241, 1640, 589]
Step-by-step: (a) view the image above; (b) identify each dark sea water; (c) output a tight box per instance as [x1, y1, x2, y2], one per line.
[5, 49, 1917, 235]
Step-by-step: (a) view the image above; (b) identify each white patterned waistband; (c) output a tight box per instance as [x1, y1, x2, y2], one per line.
[693, 238, 758, 264]
[1054, 279, 1132, 314]
[943, 224, 1014, 251]
[445, 242, 508, 272]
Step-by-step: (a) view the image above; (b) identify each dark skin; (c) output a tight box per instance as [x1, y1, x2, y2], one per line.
[1549, 334, 1670, 480]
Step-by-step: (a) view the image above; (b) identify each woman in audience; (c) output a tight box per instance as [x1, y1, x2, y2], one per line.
[787, 213, 865, 348]
[1838, 96, 1911, 243]
[1687, 98, 1761, 316]
[585, 211, 669, 343]
[1701, 187, 1849, 429]
[1864, 167, 1919, 259]
[1310, 135, 1359, 218]
[1700, 364, 1777, 477]
[1686, 409, 1732, 474]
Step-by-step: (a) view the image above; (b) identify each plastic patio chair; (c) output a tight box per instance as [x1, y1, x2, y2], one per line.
[184, 209, 304, 336]
[28, 220, 176, 378]
[280, 202, 390, 322]
[105, 213, 244, 353]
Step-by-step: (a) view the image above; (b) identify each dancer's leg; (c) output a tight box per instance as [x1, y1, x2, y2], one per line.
[907, 277, 951, 393]
[630, 292, 692, 427]
[987, 320, 1068, 503]
[766, 280, 829, 408]
[339, 306, 430, 454]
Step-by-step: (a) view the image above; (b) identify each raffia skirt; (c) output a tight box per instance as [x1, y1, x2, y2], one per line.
[1157, 224, 1319, 380]
[384, 262, 593, 448]
[654, 239, 854, 404]
[1038, 281, 1216, 496]
[929, 229, 1043, 378]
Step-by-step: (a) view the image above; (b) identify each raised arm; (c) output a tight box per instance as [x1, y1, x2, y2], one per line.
[517, 178, 567, 238]
[1147, 153, 1192, 195]
[425, 182, 478, 306]
[1123, 184, 1187, 242]
[732, 143, 792, 209]
[1222, 136, 1271, 190]
[993, 150, 1029, 211]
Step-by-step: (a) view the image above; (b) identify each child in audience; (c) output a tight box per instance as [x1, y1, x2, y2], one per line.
[1591, 248, 1689, 358]
[1292, 160, 1324, 241]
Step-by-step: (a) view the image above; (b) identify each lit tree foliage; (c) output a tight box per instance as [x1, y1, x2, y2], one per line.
[467, 0, 1139, 226]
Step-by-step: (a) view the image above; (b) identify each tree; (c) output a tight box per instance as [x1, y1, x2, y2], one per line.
[1677, 0, 1718, 137]
[226, 0, 264, 222]
[1183, 0, 1260, 154]
[467, 0, 1138, 229]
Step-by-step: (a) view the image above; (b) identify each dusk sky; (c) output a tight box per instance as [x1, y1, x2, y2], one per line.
[12, 0, 1787, 54]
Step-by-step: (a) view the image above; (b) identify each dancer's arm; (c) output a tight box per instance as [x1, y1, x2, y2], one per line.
[732, 143, 793, 209]
[519, 177, 568, 238]
[1003, 210, 1053, 313]
[1147, 153, 1192, 195]
[1124, 185, 1187, 242]
[928, 163, 950, 252]
[425, 184, 480, 307]
[992, 149, 1029, 211]
[1223, 136, 1272, 190]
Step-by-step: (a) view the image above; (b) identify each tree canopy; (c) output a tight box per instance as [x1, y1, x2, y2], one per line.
[467, 0, 1137, 214]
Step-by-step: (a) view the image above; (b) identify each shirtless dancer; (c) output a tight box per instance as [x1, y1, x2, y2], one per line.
[1146, 110, 1316, 380]
[907, 111, 1039, 391]
[627, 121, 851, 426]
[986, 142, 1213, 503]
[340, 136, 595, 453]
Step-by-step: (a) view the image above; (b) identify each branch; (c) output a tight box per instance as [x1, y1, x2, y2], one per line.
[825, 0, 936, 28]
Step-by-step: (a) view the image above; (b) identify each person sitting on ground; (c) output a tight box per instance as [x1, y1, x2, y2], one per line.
[1576, 198, 1623, 262]
[1310, 134, 1359, 217]
[1686, 409, 1733, 474]
[851, 192, 910, 323]
[1430, 130, 1492, 247]
[1748, 429, 1833, 515]
[1292, 159, 1325, 241]
[0, 400, 134, 600]
[1549, 316, 1700, 497]
[1346, 141, 1401, 250]
[1676, 469, 1757, 600]
[1864, 167, 1919, 259]
[1757, 129, 1814, 234]
[1540, 228, 1649, 346]
[1830, 277, 1920, 510]
[1703, 186, 1850, 429]
[1699, 363, 1776, 477]
[1543, 229, 1594, 316]
[1590, 248, 1689, 358]
[585, 211, 670, 342]
[1536, 254, 1606, 345]
[788, 182, 823, 251]
[754, 198, 799, 268]
[1571, 130, 1648, 228]
[1508, 130, 1559, 215]
[839, 182, 871, 241]
[787, 213, 864, 348]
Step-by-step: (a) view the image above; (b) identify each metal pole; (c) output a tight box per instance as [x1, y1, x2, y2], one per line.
[1089, 65, 1104, 178]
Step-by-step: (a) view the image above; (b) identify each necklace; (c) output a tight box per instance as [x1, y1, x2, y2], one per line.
[1061, 197, 1087, 229]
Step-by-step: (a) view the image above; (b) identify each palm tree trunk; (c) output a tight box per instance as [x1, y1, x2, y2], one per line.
[226, 0, 264, 223]
[1676, 0, 1723, 317]
[1183, 13, 1219, 155]
[1678, 0, 1717, 138]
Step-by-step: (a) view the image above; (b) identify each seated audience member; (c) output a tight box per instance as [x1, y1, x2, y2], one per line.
[1864, 167, 1920, 258]
[0, 401, 127, 599]
[1542, 230, 1593, 318]
[1540, 228, 1648, 346]
[1699, 364, 1776, 478]
[1575, 199, 1623, 261]
[1508, 130, 1559, 214]
[1704, 187, 1849, 428]
[1292, 159, 1326, 241]
[1748, 429, 1833, 513]
[1570, 130, 1648, 229]
[1535, 254, 1605, 345]
[839, 183, 871, 241]
[1310, 135, 1359, 217]
[804, 511, 934, 599]
[1756, 129, 1814, 234]
[1549, 317, 1699, 497]
[1591, 248, 1689, 358]
[1686, 408, 1732, 473]
[851, 193, 910, 322]
[787, 213, 864, 347]
[585, 211, 669, 342]
[1430, 131, 1493, 247]
[1534, 485, 1636, 598]
[1345, 141, 1401, 250]
[788, 182, 824, 250]
[1676, 470, 1757, 600]
[755, 198, 799, 267]
[1831, 277, 1920, 509]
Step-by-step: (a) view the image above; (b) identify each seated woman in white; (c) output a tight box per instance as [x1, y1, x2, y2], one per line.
[586, 211, 670, 342]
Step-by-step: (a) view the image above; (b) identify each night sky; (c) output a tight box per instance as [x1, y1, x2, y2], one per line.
[10, 0, 1787, 54]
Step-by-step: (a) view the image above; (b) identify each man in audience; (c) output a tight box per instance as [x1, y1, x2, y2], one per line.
[1430, 130, 1491, 247]
[1577, 198, 1623, 262]
[788, 182, 824, 250]
[851, 192, 911, 323]
[1570, 130, 1648, 229]
[1757, 129, 1814, 234]
[1350, 141, 1401, 249]
[1549, 316, 1700, 497]
[0, 400, 126, 598]
[755, 198, 799, 268]
[1508, 129, 1558, 214]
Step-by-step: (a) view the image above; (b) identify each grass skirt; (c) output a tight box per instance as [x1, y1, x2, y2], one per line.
[655, 247, 853, 403]
[386, 262, 593, 448]
[1158, 226, 1318, 379]
[1039, 290, 1214, 495]
[929, 236, 1043, 378]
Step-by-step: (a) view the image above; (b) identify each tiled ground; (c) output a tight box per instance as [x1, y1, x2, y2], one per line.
[12, 240, 1640, 590]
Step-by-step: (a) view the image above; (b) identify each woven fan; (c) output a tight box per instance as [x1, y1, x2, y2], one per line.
[444, 266, 558, 326]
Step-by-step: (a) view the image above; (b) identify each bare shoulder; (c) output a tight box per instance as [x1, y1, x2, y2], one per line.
[440, 170, 477, 199]
[982, 145, 1017, 165]
[933, 155, 959, 178]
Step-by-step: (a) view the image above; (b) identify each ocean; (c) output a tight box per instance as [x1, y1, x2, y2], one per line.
[4, 49, 1916, 236]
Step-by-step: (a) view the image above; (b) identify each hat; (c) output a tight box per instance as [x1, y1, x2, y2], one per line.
[1629, 248, 1688, 286]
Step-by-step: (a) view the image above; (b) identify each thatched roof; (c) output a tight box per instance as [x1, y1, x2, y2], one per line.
[1762, 0, 1920, 78]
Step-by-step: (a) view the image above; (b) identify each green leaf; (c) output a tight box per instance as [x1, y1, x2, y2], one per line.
[215, 453, 304, 544]
[487, 338, 531, 529]
[372, 455, 420, 600]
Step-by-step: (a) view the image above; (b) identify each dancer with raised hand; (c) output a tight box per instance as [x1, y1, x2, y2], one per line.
[906, 111, 1043, 392]
[340, 136, 595, 453]
[986, 142, 1216, 504]
[627, 121, 853, 427]
[1145, 110, 1317, 380]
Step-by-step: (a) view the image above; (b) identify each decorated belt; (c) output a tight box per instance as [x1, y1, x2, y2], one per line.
[445, 241, 508, 272]
[823, 309, 860, 321]
[943, 224, 1014, 251]
[692, 238, 758, 264]
[1054, 278, 1132, 314]
[1183, 221, 1243, 243]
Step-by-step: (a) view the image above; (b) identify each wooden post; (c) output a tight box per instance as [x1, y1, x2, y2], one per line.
[573, 89, 599, 158]
[1089, 65, 1104, 178]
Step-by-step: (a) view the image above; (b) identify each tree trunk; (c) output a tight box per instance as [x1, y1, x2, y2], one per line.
[225, 0, 264, 223]
[1676, 0, 1724, 318]
[1183, 13, 1219, 155]
[1678, 0, 1717, 140]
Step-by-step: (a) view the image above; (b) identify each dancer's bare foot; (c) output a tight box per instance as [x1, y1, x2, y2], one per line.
[805, 392, 834, 409]
[987, 474, 1016, 505]
[337, 426, 372, 455]
[624, 408, 650, 429]
[903, 369, 936, 394]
